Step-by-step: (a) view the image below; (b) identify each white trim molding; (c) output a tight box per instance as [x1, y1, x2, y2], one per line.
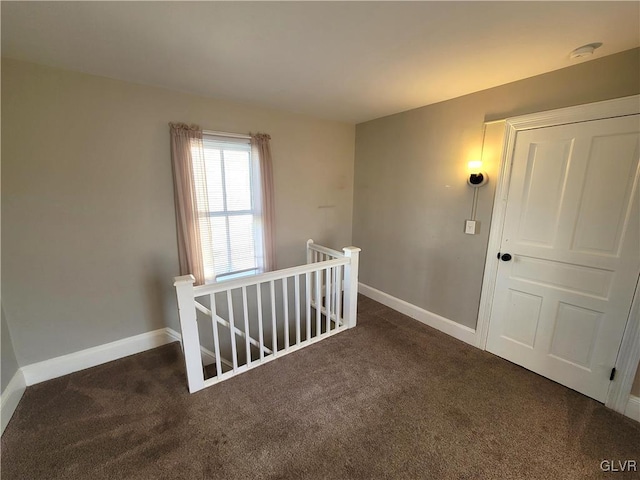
[1, 370, 26, 435]
[475, 95, 640, 415]
[359, 283, 476, 346]
[499, 95, 640, 132]
[625, 395, 640, 423]
[21, 328, 177, 386]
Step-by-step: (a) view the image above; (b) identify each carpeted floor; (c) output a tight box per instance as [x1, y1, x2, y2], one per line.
[2, 295, 639, 479]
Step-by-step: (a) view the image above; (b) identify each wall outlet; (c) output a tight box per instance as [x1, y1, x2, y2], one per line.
[464, 220, 478, 235]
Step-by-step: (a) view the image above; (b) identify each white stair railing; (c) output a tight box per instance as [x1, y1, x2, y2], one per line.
[174, 240, 360, 393]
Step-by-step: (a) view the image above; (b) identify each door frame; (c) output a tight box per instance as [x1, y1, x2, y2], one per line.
[475, 95, 640, 412]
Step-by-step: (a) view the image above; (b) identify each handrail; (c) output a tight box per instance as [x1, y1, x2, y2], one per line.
[307, 242, 344, 259]
[192, 257, 349, 296]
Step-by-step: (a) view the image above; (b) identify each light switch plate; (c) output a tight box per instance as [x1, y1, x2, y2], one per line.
[464, 220, 477, 235]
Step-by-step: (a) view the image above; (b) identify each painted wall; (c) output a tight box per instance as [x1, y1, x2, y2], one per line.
[353, 48, 640, 330]
[2, 58, 355, 366]
[1, 306, 20, 393]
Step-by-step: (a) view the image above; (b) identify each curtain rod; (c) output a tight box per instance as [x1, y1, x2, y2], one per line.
[203, 129, 251, 140]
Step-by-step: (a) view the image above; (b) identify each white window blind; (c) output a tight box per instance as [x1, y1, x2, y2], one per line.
[191, 134, 264, 283]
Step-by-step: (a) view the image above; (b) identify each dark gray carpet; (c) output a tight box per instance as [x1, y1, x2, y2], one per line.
[2, 296, 639, 479]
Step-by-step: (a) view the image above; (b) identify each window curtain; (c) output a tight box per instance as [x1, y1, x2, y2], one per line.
[251, 133, 276, 271]
[169, 123, 207, 285]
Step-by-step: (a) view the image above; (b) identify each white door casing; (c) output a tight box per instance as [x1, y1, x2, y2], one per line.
[476, 96, 640, 410]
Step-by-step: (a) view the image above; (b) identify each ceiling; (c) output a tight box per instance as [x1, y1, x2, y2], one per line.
[2, 2, 639, 124]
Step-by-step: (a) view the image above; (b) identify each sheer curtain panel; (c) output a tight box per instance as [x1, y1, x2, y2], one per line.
[251, 133, 276, 271]
[169, 123, 207, 285]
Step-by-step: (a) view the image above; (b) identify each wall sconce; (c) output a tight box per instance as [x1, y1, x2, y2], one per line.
[467, 161, 488, 187]
[464, 160, 488, 235]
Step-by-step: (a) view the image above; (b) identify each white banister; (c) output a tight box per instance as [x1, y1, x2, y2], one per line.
[174, 240, 361, 394]
[173, 275, 205, 393]
[342, 246, 361, 329]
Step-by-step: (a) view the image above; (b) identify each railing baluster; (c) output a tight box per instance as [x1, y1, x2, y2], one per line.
[227, 289, 238, 372]
[242, 286, 251, 367]
[333, 267, 339, 330]
[306, 272, 311, 342]
[283, 277, 289, 350]
[325, 266, 332, 334]
[295, 274, 301, 345]
[257, 283, 264, 361]
[210, 293, 222, 378]
[315, 269, 321, 336]
[270, 280, 277, 354]
[336, 265, 343, 328]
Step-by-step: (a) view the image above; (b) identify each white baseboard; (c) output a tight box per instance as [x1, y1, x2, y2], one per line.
[21, 328, 178, 386]
[358, 283, 477, 346]
[625, 395, 640, 422]
[165, 327, 182, 343]
[1, 370, 26, 435]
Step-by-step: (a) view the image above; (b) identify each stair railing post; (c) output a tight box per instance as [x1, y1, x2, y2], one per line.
[173, 274, 205, 393]
[306, 239, 314, 264]
[342, 247, 361, 329]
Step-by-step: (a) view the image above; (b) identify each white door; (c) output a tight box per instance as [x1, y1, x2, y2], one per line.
[486, 114, 640, 403]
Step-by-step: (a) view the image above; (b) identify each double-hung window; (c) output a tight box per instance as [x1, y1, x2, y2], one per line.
[191, 134, 264, 283]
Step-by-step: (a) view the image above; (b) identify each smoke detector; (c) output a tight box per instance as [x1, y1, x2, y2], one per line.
[570, 43, 603, 60]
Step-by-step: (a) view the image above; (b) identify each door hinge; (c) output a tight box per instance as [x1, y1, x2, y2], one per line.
[610, 367, 616, 381]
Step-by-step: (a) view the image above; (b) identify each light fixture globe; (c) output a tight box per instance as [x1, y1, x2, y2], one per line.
[467, 160, 488, 187]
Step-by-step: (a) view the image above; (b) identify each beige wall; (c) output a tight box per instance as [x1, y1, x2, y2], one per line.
[353, 48, 640, 330]
[2, 58, 355, 366]
[1, 306, 20, 393]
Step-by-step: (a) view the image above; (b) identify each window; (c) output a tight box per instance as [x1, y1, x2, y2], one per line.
[191, 134, 264, 283]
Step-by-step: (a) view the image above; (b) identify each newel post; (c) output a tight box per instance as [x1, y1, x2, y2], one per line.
[173, 275, 205, 393]
[306, 239, 314, 264]
[342, 246, 361, 328]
